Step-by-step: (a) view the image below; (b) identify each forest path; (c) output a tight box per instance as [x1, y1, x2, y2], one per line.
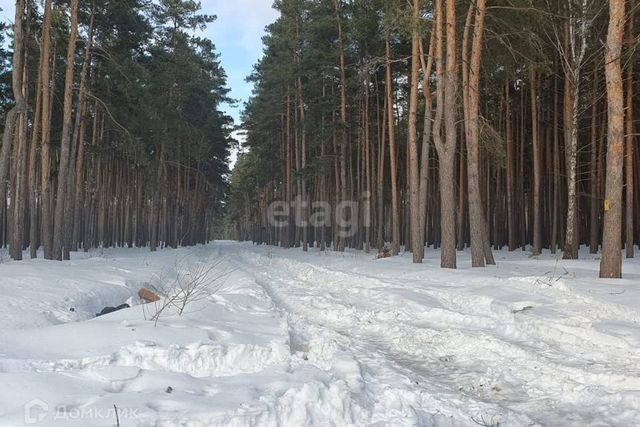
[1, 242, 639, 426]
[226, 241, 640, 426]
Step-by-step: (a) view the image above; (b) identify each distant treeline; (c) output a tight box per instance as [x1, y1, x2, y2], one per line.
[0, 0, 234, 260]
[229, 0, 634, 277]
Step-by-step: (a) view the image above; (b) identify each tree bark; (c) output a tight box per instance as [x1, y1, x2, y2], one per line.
[433, 0, 457, 268]
[551, 74, 560, 254]
[39, 0, 54, 259]
[463, 0, 494, 266]
[590, 65, 600, 253]
[600, 0, 625, 278]
[333, 0, 349, 252]
[29, 47, 43, 259]
[7, 0, 28, 259]
[418, 33, 435, 254]
[505, 79, 516, 250]
[66, 4, 95, 255]
[562, 0, 589, 259]
[385, 36, 400, 255]
[625, 0, 635, 258]
[408, 0, 422, 263]
[52, 0, 80, 260]
[530, 67, 542, 255]
[0, 0, 27, 254]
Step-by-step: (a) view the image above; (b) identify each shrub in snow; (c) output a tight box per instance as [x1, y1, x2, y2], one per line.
[144, 255, 233, 324]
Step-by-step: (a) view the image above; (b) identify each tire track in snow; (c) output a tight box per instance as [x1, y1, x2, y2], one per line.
[255, 253, 640, 377]
[298, 257, 640, 371]
[229, 250, 539, 426]
[228, 246, 640, 426]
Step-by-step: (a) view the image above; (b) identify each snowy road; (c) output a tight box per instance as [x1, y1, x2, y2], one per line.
[1, 242, 640, 426]
[227, 243, 640, 426]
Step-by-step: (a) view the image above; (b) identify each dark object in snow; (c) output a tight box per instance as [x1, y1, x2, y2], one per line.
[96, 303, 130, 317]
[377, 247, 391, 259]
[138, 287, 161, 303]
[511, 305, 534, 314]
[69, 308, 75, 312]
[165, 386, 173, 394]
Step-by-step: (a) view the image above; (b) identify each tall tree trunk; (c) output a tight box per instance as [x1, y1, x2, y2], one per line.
[505, 79, 516, 250]
[589, 65, 600, 253]
[562, 0, 589, 259]
[625, 0, 635, 258]
[39, 0, 54, 259]
[52, 0, 80, 260]
[463, 0, 494, 266]
[363, 74, 371, 253]
[333, 0, 349, 251]
[433, 0, 457, 268]
[408, 0, 422, 263]
[12, 40, 30, 260]
[563, 51, 578, 258]
[443, 0, 458, 267]
[385, 36, 400, 255]
[29, 47, 43, 258]
[551, 74, 560, 254]
[7, 0, 28, 260]
[530, 67, 542, 255]
[0, 0, 27, 254]
[67, 3, 95, 255]
[296, 76, 308, 252]
[377, 88, 386, 249]
[600, 0, 625, 278]
[418, 33, 435, 253]
[150, 145, 165, 251]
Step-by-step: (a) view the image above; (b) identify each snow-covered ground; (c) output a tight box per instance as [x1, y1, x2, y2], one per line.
[1, 242, 639, 426]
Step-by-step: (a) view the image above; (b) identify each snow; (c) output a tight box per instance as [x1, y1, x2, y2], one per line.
[1, 242, 640, 426]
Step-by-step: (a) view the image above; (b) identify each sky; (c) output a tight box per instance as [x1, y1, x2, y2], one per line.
[198, 0, 277, 124]
[0, 0, 279, 166]
[199, 0, 278, 165]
